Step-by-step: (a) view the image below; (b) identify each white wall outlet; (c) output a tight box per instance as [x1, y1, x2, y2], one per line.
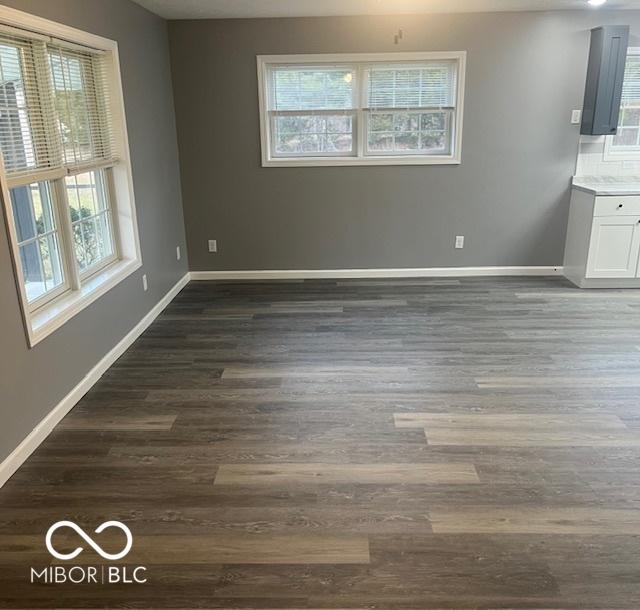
[176, 246, 181, 261]
[571, 109, 582, 125]
[142, 274, 148, 291]
[455, 235, 465, 249]
[208, 239, 218, 253]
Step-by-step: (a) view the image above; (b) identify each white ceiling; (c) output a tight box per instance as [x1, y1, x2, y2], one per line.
[132, 0, 640, 20]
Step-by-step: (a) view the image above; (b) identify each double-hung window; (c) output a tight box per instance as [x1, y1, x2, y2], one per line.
[257, 52, 466, 167]
[0, 7, 140, 346]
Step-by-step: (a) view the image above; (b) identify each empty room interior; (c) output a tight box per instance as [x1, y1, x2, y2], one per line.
[3, 0, 640, 607]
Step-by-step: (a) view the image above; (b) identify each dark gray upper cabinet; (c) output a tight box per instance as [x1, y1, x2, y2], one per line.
[581, 25, 630, 136]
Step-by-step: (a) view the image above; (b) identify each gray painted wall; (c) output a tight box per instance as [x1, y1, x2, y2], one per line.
[169, 11, 640, 271]
[0, 0, 187, 462]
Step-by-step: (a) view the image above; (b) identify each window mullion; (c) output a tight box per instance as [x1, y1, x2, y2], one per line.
[356, 64, 366, 158]
[52, 176, 80, 290]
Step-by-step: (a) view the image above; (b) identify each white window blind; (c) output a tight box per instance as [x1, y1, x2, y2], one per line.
[48, 43, 115, 171]
[365, 62, 456, 110]
[0, 30, 115, 181]
[0, 33, 52, 176]
[259, 53, 465, 165]
[611, 52, 640, 150]
[271, 66, 355, 111]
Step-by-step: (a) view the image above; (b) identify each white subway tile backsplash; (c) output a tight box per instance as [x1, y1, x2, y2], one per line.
[575, 135, 640, 178]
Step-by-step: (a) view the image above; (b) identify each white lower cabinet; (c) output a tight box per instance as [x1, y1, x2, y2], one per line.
[586, 216, 640, 278]
[564, 188, 640, 288]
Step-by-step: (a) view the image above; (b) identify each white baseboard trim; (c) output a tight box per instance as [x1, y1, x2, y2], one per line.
[190, 266, 564, 280]
[0, 272, 190, 489]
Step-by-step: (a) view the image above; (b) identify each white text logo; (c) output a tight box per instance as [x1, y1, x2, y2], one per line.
[30, 520, 146, 585]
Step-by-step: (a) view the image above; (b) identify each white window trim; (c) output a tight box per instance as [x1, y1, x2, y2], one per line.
[0, 5, 142, 347]
[256, 51, 466, 168]
[603, 47, 640, 161]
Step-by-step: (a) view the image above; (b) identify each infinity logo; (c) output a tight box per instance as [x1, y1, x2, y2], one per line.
[45, 521, 133, 561]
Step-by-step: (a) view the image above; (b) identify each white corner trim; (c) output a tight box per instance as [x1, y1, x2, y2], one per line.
[0, 272, 189, 489]
[0, 4, 117, 51]
[190, 266, 564, 280]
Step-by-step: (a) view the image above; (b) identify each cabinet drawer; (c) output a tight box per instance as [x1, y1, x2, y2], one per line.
[594, 196, 640, 216]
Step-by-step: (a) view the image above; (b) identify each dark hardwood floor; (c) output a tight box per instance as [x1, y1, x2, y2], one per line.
[2, 277, 640, 608]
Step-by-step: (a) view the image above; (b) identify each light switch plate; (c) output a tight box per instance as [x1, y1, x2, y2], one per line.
[571, 109, 582, 125]
[455, 235, 464, 249]
[208, 239, 218, 253]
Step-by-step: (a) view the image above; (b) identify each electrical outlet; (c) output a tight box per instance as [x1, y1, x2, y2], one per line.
[455, 235, 464, 249]
[176, 246, 181, 261]
[142, 274, 148, 291]
[208, 239, 218, 253]
[571, 109, 582, 125]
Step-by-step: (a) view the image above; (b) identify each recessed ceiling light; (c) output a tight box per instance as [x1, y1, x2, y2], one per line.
[588, 0, 608, 6]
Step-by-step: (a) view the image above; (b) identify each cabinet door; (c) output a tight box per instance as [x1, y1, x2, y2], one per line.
[586, 216, 640, 278]
[581, 26, 630, 135]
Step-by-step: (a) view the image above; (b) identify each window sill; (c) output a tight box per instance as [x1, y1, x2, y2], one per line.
[261, 155, 461, 168]
[28, 258, 142, 347]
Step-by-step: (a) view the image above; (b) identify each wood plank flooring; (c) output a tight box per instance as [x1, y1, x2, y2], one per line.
[2, 277, 640, 608]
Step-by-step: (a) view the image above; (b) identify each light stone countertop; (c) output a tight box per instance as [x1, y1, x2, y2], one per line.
[572, 176, 640, 196]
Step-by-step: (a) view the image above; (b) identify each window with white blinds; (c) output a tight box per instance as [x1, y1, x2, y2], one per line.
[610, 50, 640, 152]
[269, 66, 356, 157]
[0, 8, 141, 347]
[258, 52, 466, 166]
[0, 32, 114, 181]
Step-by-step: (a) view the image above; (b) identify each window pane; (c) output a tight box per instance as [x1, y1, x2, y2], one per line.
[67, 169, 115, 272]
[17, 230, 64, 303]
[72, 222, 86, 270]
[395, 133, 420, 151]
[368, 132, 394, 152]
[620, 107, 640, 127]
[420, 133, 447, 152]
[273, 113, 354, 156]
[367, 110, 450, 155]
[19, 242, 46, 302]
[11, 182, 57, 242]
[369, 113, 394, 132]
[73, 219, 98, 271]
[66, 170, 108, 220]
[10, 181, 65, 304]
[10, 185, 37, 243]
[613, 127, 640, 148]
[31, 183, 55, 235]
[39, 234, 64, 291]
[94, 212, 114, 261]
